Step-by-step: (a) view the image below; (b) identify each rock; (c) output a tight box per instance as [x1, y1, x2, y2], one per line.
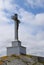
[0, 55, 44, 65]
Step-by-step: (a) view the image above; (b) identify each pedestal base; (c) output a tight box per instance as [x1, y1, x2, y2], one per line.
[7, 41, 26, 56]
[7, 46, 26, 56]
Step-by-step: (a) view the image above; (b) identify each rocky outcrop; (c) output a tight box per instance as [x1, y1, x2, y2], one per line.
[0, 55, 44, 65]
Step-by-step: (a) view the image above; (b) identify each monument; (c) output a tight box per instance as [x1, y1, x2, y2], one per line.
[7, 14, 26, 56]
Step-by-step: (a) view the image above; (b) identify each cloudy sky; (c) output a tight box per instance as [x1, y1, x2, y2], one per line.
[0, 0, 44, 57]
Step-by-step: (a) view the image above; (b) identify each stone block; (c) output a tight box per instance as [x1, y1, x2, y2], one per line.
[12, 40, 21, 47]
[7, 46, 26, 56]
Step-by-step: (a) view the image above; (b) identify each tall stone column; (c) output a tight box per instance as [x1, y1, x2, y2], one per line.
[12, 14, 20, 41]
[14, 19, 18, 40]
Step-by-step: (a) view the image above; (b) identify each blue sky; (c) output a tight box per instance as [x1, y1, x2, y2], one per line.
[0, 0, 44, 57]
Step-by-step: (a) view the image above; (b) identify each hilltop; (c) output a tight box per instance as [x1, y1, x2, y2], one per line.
[0, 54, 44, 65]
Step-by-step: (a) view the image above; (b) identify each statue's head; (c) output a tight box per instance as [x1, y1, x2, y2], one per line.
[12, 13, 20, 23]
[15, 14, 18, 18]
[14, 13, 20, 23]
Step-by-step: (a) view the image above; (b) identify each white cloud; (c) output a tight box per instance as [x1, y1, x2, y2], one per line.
[4, 0, 20, 14]
[0, 24, 14, 56]
[0, 24, 14, 41]
[34, 13, 44, 25]
[19, 9, 44, 25]
[26, 0, 44, 8]
[0, 0, 4, 10]
[0, 12, 10, 24]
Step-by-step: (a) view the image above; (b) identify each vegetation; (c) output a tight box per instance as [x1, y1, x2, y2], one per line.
[10, 54, 20, 59]
[0, 54, 44, 65]
[25, 54, 33, 58]
[1, 56, 8, 60]
[0, 60, 3, 65]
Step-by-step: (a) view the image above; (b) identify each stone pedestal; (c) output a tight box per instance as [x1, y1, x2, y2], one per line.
[12, 41, 21, 47]
[7, 41, 26, 56]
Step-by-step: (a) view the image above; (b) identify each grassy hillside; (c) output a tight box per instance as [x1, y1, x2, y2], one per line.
[0, 54, 44, 65]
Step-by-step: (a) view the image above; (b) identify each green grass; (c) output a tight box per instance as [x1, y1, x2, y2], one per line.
[25, 54, 33, 58]
[10, 54, 20, 59]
